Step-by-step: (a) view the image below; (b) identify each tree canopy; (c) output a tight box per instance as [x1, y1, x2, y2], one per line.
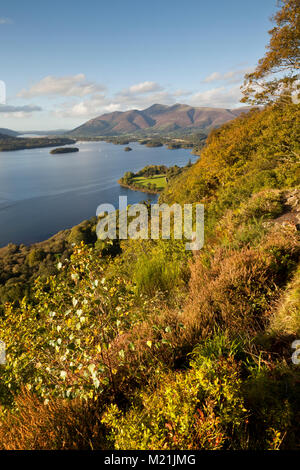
[242, 0, 300, 105]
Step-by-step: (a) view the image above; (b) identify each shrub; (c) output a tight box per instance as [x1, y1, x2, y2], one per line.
[243, 364, 300, 450]
[118, 239, 190, 299]
[237, 189, 283, 221]
[133, 252, 181, 297]
[0, 244, 139, 402]
[0, 278, 27, 304]
[68, 221, 97, 245]
[102, 356, 247, 450]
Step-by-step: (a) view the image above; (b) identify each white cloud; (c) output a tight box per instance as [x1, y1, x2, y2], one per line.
[173, 89, 193, 97]
[203, 68, 253, 84]
[2, 112, 31, 119]
[0, 17, 13, 25]
[18, 74, 106, 98]
[118, 81, 163, 97]
[120, 92, 176, 109]
[102, 103, 122, 113]
[189, 85, 243, 108]
[0, 104, 42, 113]
[0, 104, 42, 120]
[53, 94, 111, 118]
[203, 72, 222, 83]
[55, 85, 178, 119]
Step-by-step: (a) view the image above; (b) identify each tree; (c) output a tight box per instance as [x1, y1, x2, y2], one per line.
[68, 223, 96, 245]
[27, 248, 45, 267]
[242, 0, 300, 105]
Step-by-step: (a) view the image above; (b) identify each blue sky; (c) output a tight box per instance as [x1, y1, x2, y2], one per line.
[0, 0, 277, 130]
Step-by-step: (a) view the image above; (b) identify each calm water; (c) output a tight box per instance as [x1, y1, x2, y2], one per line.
[0, 141, 197, 247]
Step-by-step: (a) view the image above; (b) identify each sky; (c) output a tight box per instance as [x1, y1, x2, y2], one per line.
[0, 0, 277, 131]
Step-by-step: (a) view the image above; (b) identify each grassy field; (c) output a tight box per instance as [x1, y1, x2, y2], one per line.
[132, 174, 167, 190]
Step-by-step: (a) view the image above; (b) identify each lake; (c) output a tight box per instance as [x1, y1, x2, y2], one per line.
[0, 141, 197, 247]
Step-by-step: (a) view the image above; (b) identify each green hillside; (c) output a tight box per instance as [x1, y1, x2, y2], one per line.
[0, 0, 299, 451]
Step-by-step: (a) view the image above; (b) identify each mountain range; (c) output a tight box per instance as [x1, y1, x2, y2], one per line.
[68, 103, 251, 137]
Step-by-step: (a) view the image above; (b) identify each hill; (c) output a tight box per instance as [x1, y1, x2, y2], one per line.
[0, 134, 76, 151]
[19, 129, 71, 136]
[0, 128, 19, 137]
[68, 103, 251, 137]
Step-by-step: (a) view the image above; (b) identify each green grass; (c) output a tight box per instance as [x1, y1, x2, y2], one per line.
[132, 174, 167, 190]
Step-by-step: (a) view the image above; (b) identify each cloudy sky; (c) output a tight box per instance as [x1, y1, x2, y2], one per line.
[0, 0, 276, 131]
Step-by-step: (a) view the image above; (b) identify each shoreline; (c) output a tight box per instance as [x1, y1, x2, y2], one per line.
[118, 180, 161, 195]
[0, 137, 76, 152]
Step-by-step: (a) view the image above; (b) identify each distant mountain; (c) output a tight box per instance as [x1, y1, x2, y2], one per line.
[19, 129, 70, 136]
[0, 133, 76, 152]
[68, 104, 251, 137]
[0, 128, 19, 137]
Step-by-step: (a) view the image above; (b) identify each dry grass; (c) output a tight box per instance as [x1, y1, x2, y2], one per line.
[182, 225, 300, 343]
[268, 264, 300, 337]
[0, 391, 107, 450]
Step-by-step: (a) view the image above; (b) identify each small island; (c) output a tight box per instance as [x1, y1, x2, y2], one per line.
[138, 139, 163, 148]
[124, 146, 132, 152]
[145, 141, 163, 148]
[50, 147, 79, 155]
